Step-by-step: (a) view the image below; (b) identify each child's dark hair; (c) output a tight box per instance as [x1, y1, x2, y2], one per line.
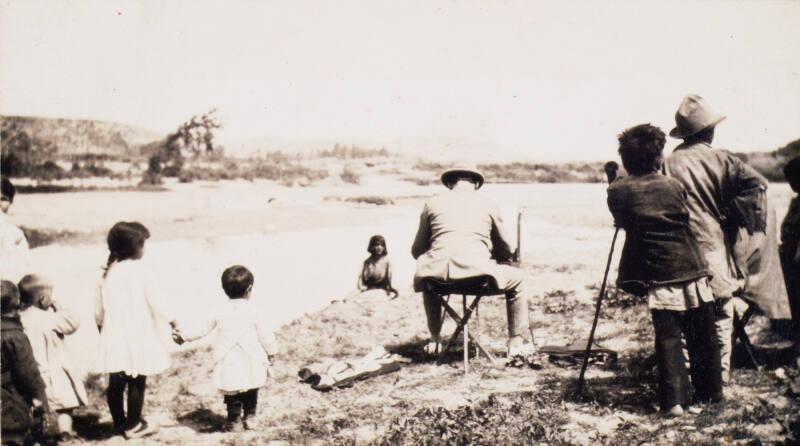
[221, 265, 254, 299]
[617, 124, 666, 175]
[784, 155, 800, 191]
[104, 221, 151, 277]
[1, 280, 20, 314]
[17, 275, 44, 309]
[367, 235, 387, 256]
[1, 178, 16, 203]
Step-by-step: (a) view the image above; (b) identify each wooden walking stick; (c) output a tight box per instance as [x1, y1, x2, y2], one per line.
[575, 161, 620, 395]
[575, 227, 619, 394]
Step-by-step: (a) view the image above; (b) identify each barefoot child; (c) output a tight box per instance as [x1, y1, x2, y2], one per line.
[607, 124, 723, 417]
[357, 235, 398, 298]
[176, 265, 278, 432]
[95, 221, 180, 438]
[18, 274, 87, 438]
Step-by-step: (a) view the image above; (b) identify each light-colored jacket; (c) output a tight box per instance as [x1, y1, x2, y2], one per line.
[732, 204, 791, 319]
[0, 213, 29, 282]
[411, 187, 514, 291]
[664, 142, 768, 298]
[95, 260, 175, 377]
[20, 304, 88, 410]
[183, 299, 278, 394]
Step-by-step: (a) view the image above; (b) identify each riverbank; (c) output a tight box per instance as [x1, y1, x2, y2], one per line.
[8, 179, 797, 444]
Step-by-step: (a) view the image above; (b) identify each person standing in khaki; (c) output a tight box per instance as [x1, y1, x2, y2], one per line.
[411, 166, 534, 357]
[663, 95, 768, 383]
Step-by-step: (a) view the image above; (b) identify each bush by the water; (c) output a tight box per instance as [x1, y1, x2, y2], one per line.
[737, 138, 800, 182]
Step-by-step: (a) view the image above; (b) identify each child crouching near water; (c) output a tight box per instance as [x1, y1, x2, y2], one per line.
[18, 274, 87, 439]
[357, 235, 398, 298]
[607, 124, 723, 417]
[175, 265, 278, 432]
[95, 221, 181, 439]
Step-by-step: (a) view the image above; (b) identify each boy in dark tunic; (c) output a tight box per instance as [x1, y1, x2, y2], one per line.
[607, 124, 723, 417]
[2, 280, 50, 445]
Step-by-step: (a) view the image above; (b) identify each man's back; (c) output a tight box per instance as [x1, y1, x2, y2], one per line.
[664, 141, 767, 298]
[412, 188, 512, 261]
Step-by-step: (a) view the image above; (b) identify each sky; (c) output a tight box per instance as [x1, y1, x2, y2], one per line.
[1, 0, 799, 162]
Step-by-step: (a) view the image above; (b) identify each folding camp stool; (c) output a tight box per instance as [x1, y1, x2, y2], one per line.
[424, 276, 502, 373]
[733, 300, 762, 369]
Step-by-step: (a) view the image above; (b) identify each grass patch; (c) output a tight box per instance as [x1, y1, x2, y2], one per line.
[61, 280, 799, 445]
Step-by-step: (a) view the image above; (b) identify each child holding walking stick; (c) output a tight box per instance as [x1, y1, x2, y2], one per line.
[606, 124, 723, 417]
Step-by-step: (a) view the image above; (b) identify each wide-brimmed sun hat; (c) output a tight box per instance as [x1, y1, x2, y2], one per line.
[669, 94, 726, 139]
[440, 165, 485, 189]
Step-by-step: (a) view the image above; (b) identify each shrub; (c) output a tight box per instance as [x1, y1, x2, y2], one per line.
[340, 165, 360, 184]
[344, 196, 395, 205]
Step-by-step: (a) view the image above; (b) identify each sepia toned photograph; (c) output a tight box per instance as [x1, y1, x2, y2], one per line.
[1, 1, 799, 444]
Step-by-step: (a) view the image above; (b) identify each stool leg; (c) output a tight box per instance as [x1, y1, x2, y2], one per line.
[463, 294, 468, 374]
[475, 296, 481, 358]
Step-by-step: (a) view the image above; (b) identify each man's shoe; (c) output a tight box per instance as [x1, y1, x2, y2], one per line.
[423, 340, 440, 356]
[507, 341, 536, 358]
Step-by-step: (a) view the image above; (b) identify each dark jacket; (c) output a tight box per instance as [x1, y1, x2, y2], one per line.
[2, 315, 48, 440]
[607, 173, 711, 296]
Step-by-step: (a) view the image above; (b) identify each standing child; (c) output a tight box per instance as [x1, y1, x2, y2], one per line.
[357, 235, 398, 298]
[95, 221, 180, 439]
[18, 274, 88, 439]
[0, 178, 30, 282]
[177, 265, 278, 432]
[781, 156, 800, 348]
[607, 124, 723, 417]
[2, 280, 50, 446]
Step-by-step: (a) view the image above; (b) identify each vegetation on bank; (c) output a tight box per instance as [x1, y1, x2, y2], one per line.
[736, 139, 800, 182]
[3, 115, 798, 188]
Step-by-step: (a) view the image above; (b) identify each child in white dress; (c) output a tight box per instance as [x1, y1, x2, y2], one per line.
[177, 265, 278, 432]
[94, 221, 179, 438]
[18, 274, 87, 438]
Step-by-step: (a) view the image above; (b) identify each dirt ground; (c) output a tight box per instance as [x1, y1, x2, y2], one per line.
[8, 178, 798, 445]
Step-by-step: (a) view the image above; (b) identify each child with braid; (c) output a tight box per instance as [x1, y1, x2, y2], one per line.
[94, 221, 180, 439]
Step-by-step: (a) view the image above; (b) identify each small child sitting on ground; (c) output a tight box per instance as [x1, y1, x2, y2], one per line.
[357, 235, 398, 298]
[607, 124, 723, 417]
[18, 274, 87, 439]
[781, 155, 800, 347]
[176, 265, 279, 432]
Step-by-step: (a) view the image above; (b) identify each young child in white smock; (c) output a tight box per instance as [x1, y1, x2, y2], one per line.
[18, 274, 87, 438]
[177, 265, 278, 432]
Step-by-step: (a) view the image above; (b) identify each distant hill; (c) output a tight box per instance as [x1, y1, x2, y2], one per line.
[0, 115, 162, 160]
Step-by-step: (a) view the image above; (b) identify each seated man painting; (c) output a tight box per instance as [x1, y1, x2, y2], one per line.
[411, 165, 533, 357]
